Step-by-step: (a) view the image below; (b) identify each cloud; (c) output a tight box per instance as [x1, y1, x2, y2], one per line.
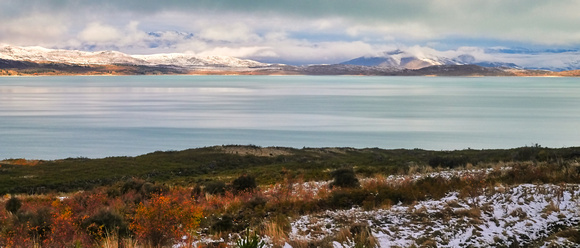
[0, 13, 69, 46]
[79, 22, 123, 43]
[197, 46, 274, 58]
[251, 40, 385, 65]
[198, 23, 261, 43]
[1, 0, 580, 64]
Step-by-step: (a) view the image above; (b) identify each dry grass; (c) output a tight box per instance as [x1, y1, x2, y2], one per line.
[509, 207, 528, 219]
[455, 207, 482, 219]
[334, 224, 378, 248]
[262, 221, 288, 247]
[543, 201, 560, 215]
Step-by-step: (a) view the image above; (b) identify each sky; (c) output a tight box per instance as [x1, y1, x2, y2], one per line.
[1, 0, 579, 65]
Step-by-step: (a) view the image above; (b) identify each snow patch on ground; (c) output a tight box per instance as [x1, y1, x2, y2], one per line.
[289, 184, 580, 247]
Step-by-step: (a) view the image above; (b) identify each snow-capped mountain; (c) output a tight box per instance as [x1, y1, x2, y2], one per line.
[132, 53, 266, 68]
[341, 49, 462, 70]
[341, 46, 580, 71]
[0, 44, 268, 68]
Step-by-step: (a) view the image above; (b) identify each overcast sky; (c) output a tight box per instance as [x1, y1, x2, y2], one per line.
[1, 0, 579, 64]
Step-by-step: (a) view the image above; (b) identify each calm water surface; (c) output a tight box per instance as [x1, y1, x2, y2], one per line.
[1, 75, 579, 159]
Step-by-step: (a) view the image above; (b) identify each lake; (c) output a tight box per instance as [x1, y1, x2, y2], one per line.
[1, 75, 579, 159]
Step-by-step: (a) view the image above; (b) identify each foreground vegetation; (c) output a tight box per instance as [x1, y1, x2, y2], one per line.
[1, 145, 580, 247]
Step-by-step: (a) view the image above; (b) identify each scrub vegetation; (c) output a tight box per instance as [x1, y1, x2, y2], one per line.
[0, 145, 579, 247]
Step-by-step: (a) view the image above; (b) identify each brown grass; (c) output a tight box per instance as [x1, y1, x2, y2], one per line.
[543, 201, 560, 215]
[262, 221, 288, 247]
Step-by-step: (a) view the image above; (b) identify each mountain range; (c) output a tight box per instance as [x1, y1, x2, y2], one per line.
[340, 47, 580, 71]
[0, 44, 268, 68]
[0, 44, 579, 76]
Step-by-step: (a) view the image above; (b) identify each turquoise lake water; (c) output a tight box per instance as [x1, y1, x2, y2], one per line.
[1, 75, 579, 159]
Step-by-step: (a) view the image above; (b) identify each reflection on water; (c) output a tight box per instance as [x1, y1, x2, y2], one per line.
[1, 75, 579, 159]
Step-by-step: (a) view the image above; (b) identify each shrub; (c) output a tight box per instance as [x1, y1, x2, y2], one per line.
[140, 182, 168, 196]
[191, 184, 203, 197]
[82, 208, 129, 241]
[232, 174, 257, 193]
[205, 181, 226, 195]
[42, 207, 92, 247]
[130, 191, 203, 247]
[121, 177, 146, 194]
[210, 214, 234, 233]
[16, 207, 53, 240]
[330, 168, 360, 188]
[428, 156, 468, 168]
[5, 197, 22, 214]
[328, 189, 366, 209]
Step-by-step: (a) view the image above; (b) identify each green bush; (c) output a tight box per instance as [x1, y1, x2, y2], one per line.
[210, 214, 234, 233]
[81, 209, 129, 240]
[204, 181, 226, 195]
[5, 197, 22, 214]
[121, 178, 146, 194]
[330, 168, 360, 188]
[232, 174, 257, 193]
[140, 182, 168, 196]
[428, 156, 467, 168]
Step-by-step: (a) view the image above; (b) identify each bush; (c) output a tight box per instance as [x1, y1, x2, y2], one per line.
[140, 182, 168, 196]
[210, 214, 234, 233]
[5, 197, 22, 214]
[329, 189, 365, 208]
[16, 207, 53, 240]
[330, 168, 359, 188]
[232, 174, 257, 193]
[121, 177, 146, 194]
[205, 181, 226, 195]
[130, 191, 203, 247]
[428, 156, 468, 168]
[82, 209, 129, 241]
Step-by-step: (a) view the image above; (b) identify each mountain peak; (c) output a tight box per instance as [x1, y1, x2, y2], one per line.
[0, 44, 268, 68]
[341, 47, 523, 70]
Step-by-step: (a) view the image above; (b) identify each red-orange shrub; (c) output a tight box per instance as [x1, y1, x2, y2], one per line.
[130, 190, 203, 247]
[42, 201, 92, 247]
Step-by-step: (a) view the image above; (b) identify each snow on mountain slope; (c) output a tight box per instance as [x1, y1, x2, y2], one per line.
[0, 44, 268, 68]
[0, 44, 144, 65]
[341, 46, 580, 71]
[132, 53, 267, 68]
[341, 48, 462, 69]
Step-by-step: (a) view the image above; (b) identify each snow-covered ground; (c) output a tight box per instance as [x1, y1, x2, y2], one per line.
[190, 166, 580, 247]
[289, 184, 580, 247]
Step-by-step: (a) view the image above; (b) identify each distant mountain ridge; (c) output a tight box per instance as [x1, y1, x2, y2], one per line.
[1, 44, 579, 76]
[0, 44, 268, 68]
[341, 49, 515, 70]
[341, 47, 580, 71]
